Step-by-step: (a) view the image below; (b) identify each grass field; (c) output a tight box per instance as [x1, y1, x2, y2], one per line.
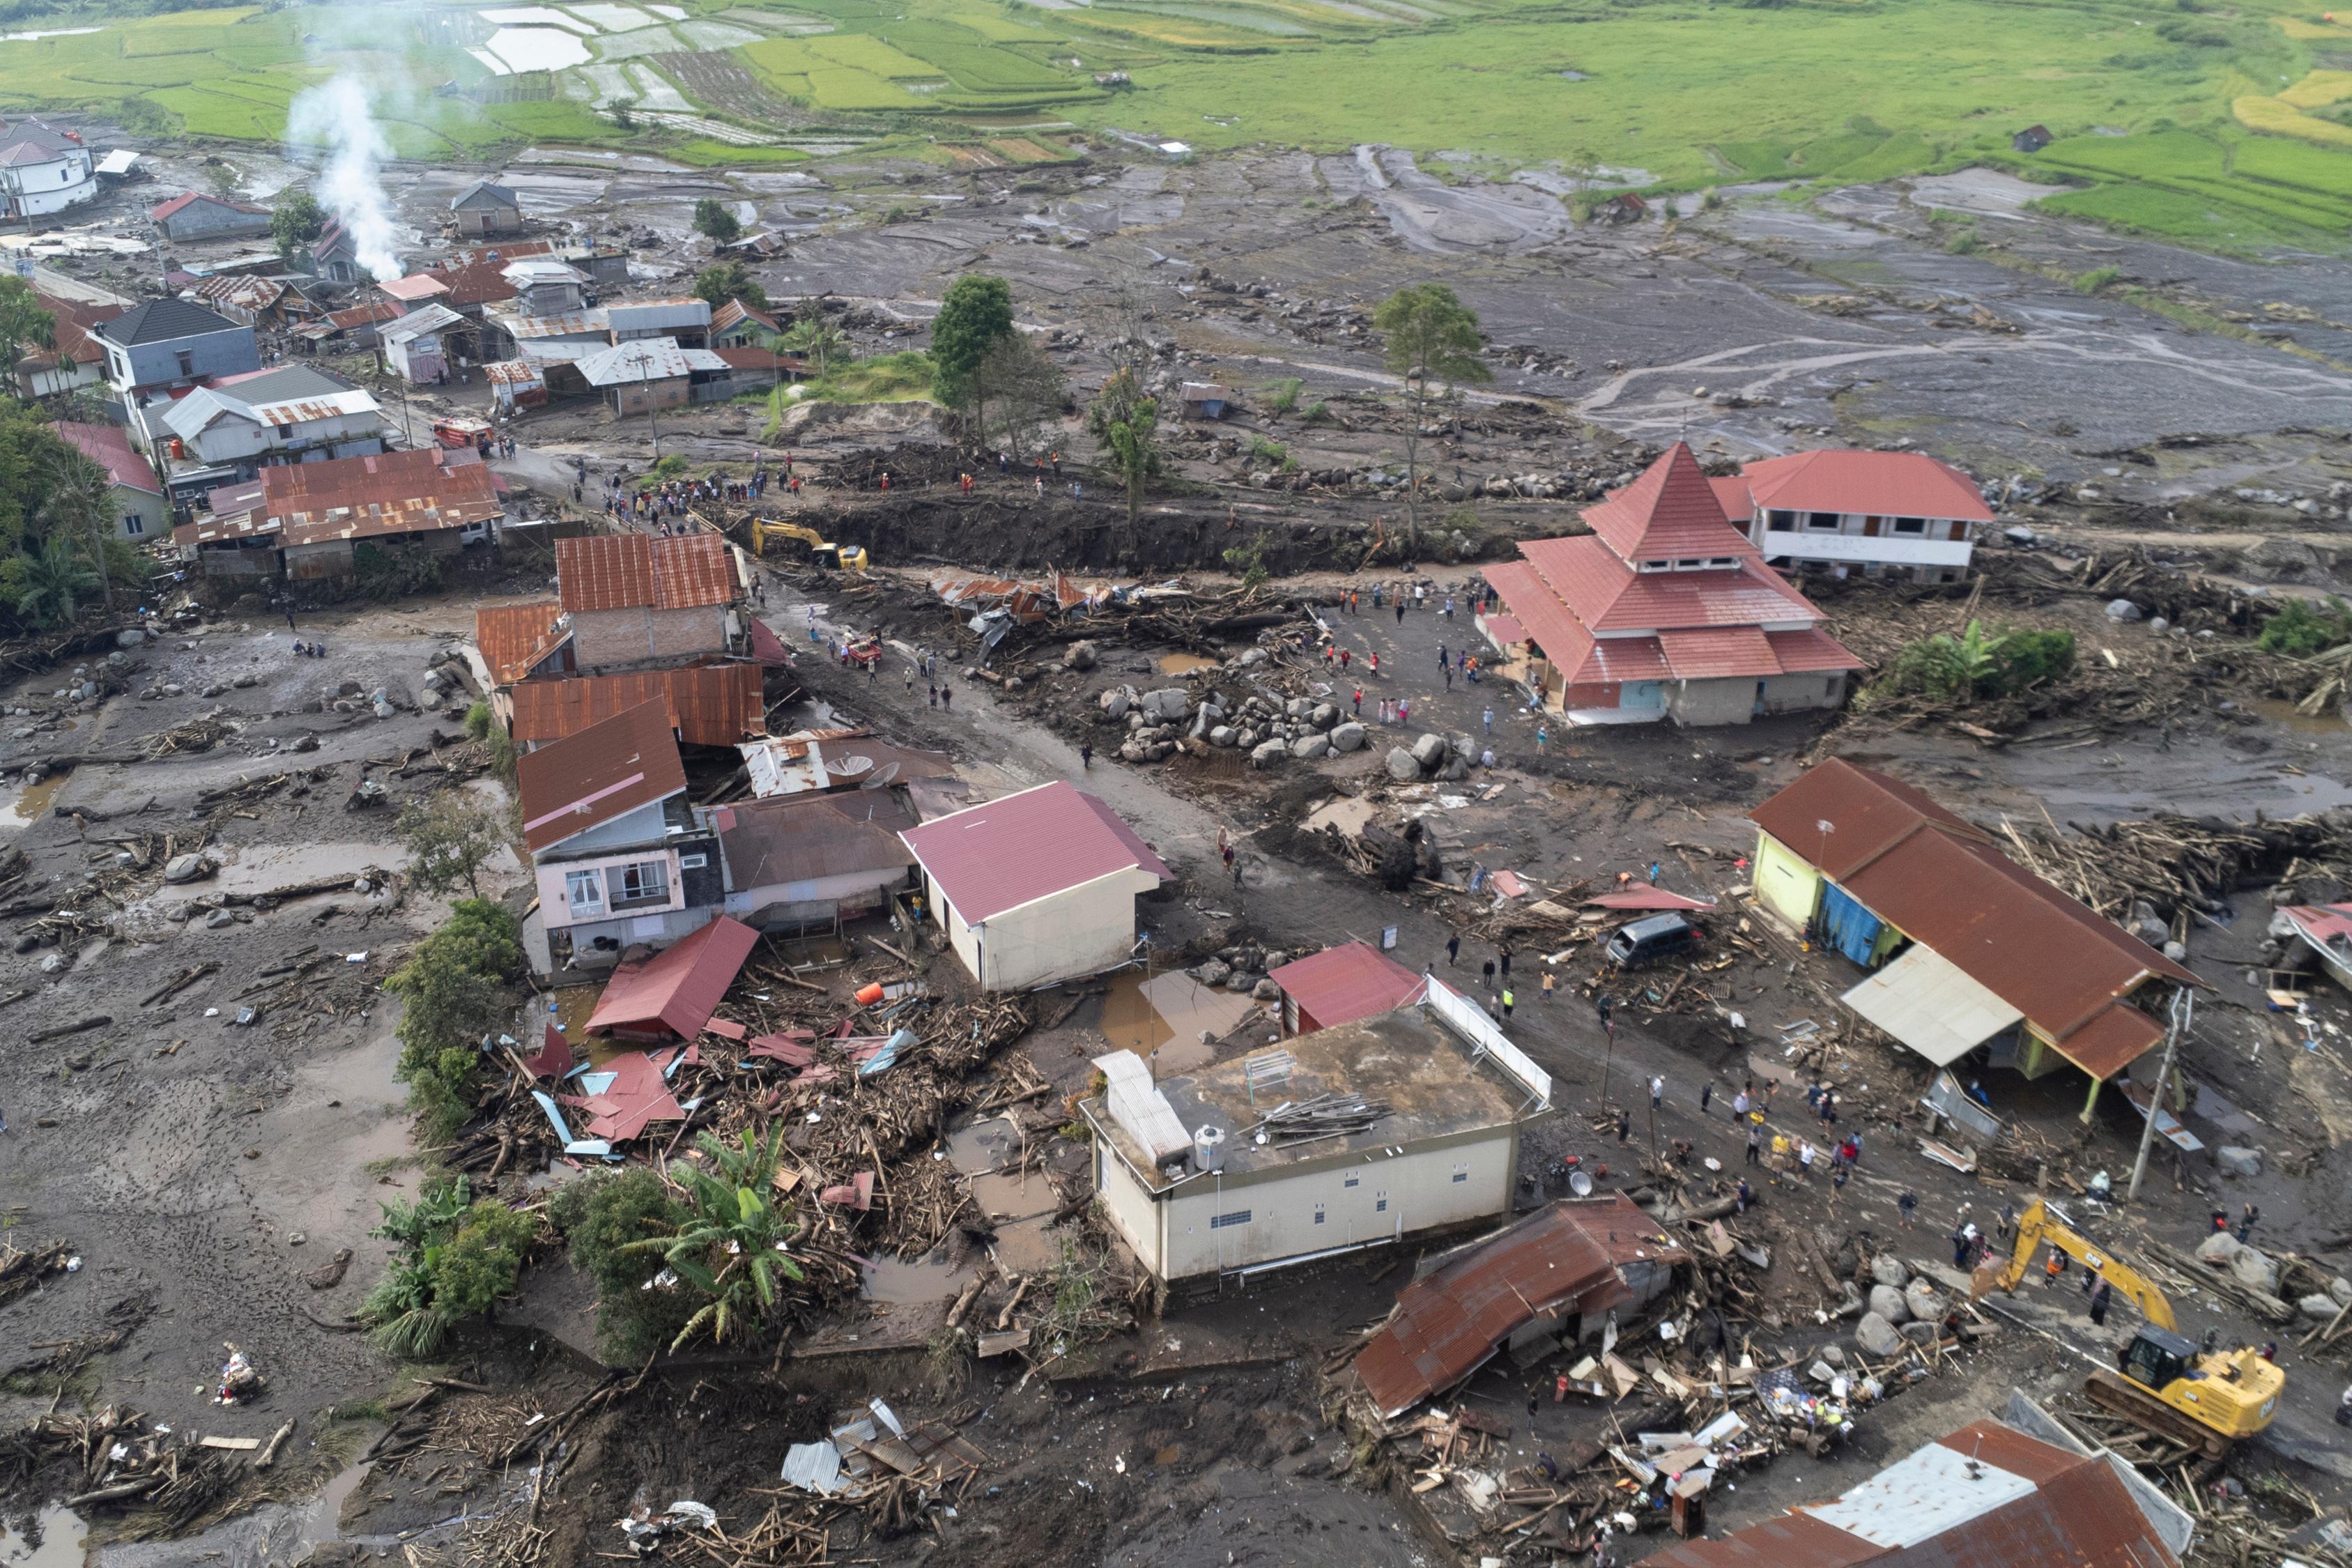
[7, 0, 2352, 251]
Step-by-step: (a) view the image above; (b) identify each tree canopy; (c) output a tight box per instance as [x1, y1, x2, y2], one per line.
[270, 189, 324, 259]
[693, 260, 767, 312]
[929, 274, 1015, 415]
[692, 197, 743, 243]
[1371, 283, 1490, 538]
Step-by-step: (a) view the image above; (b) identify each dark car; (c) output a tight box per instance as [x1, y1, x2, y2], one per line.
[1605, 913, 1699, 969]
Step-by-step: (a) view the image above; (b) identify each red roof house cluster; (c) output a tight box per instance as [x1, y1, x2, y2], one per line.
[1482, 443, 1860, 726]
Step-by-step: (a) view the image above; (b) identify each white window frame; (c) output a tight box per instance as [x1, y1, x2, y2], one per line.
[564, 867, 604, 916]
[1891, 516, 1928, 535]
[610, 857, 671, 910]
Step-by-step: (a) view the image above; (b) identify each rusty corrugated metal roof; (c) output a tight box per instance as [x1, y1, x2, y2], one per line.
[557, 532, 735, 613]
[516, 699, 686, 854]
[510, 663, 764, 748]
[475, 600, 569, 685]
[259, 447, 501, 549]
[1354, 1196, 1686, 1418]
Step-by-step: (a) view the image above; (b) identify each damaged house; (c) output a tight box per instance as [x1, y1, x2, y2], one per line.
[171, 445, 500, 583]
[555, 530, 745, 673]
[1081, 981, 1552, 1284]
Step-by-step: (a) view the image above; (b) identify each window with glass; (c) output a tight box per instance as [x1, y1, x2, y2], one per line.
[564, 868, 604, 915]
[610, 858, 672, 909]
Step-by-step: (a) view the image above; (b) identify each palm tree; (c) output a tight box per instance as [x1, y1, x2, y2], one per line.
[779, 318, 847, 381]
[16, 533, 100, 629]
[34, 445, 116, 612]
[0, 275, 54, 384]
[625, 1128, 802, 1350]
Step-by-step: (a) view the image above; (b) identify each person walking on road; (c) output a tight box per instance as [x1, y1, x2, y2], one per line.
[1731, 1088, 1750, 1123]
[1700, 1079, 1714, 1116]
[1481, 958, 1497, 991]
[1079, 744, 1092, 769]
[1745, 1125, 1762, 1165]
[2238, 1204, 2260, 1244]
[1540, 969, 1555, 1003]
[2089, 1279, 2113, 1327]
[1446, 935, 1461, 967]
[1482, 707, 1493, 735]
[1650, 1075, 1663, 1111]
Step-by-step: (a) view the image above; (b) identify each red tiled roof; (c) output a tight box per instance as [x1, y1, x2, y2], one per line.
[585, 916, 759, 1043]
[1767, 628, 1864, 674]
[1268, 940, 1425, 1033]
[52, 420, 161, 495]
[1482, 560, 1592, 667]
[712, 346, 804, 375]
[1523, 535, 1823, 635]
[1748, 759, 2202, 1079]
[516, 699, 686, 854]
[18, 292, 124, 372]
[1580, 442, 1759, 564]
[556, 532, 736, 613]
[509, 663, 764, 747]
[475, 599, 569, 684]
[1585, 889, 1716, 911]
[1659, 625, 1781, 679]
[1479, 613, 1525, 647]
[1354, 1197, 1685, 1417]
[709, 298, 778, 335]
[1709, 475, 1755, 523]
[900, 781, 1169, 925]
[1580, 634, 1670, 684]
[1740, 448, 1994, 524]
[152, 190, 266, 222]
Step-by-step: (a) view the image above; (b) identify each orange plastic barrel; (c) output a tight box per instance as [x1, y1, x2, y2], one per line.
[854, 982, 885, 1007]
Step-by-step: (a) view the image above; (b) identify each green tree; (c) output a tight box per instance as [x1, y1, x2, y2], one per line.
[31, 440, 116, 613]
[385, 898, 520, 1141]
[362, 1178, 539, 1357]
[693, 260, 767, 313]
[14, 532, 98, 628]
[549, 1168, 695, 1361]
[0, 276, 54, 381]
[1084, 366, 1161, 538]
[270, 189, 325, 261]
[692, 197, 743, 244]
[624, 1127, 803, 1351]
[2259, 597, 2352, 656]
[929, 273, 1015, 431]
[1371, 283, 1491, 550]
[396, 792, 510, 899]
[432, 1199, 540, 1317]
[780, 317, 847, 379]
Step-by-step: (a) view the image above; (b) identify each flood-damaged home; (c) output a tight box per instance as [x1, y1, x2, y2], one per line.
[143, 364, 385, 505]
[171, 445, 501, 584]
[0, 118, 97, 219]
[1643, 1413, 2188, 1568]
[1712, 448, 1993, 584]
[899, 780, 1169, 992]
[449, 177, 523, 237]
[93, 298, 259, 408]
[578, 337, 737, 416]
[712, 789, 922, 932]
[517, 700, 723, 969]
[584, 913, 760, 1045]
[554, 530, 746, 672]
[151, 190, 272, 243]
[1081, 979, 1552, 1284]
[13, 290, 123, 399]
[503, 663, 766, 754]
[1480, 442, 1861, 726]
[2275, 902, 2352, 995]
[1352, 1194, 1684, 1418]
[1749, 758, 2206, 1121]
[380, 303, 470, 386]
[707, 298, 778, 348]
[1268, 939, 1424, 1038]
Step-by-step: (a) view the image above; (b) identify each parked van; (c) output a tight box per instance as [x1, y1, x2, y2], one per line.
[1605, 913, 1698, 969]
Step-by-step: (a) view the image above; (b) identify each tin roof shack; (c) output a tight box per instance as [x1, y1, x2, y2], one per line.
[516, 699, 723, 968]
[556, 530, 743, 674]
[451, 178, 522, 237]
[1082, 981, 1551, 1286]
[1354, 1194, 1684, 1417]
[736, 728, 957, 799]
[381, 303, 468, 387]
[152, 364, 385, 479]
[1270, 939, 1426, 1038]
[900, 780, 1170, 992]
[1643, 1417, 2183, 1568]
[713, 788, 921, 932]
[579, 337, 733, 414]
[173, 446, 501, 583]
[1748, 759, 2205, 1119]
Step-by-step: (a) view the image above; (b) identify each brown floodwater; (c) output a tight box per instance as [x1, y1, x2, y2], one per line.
[1098, 969, 1267, 1078]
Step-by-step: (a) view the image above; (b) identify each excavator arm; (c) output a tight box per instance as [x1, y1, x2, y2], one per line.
[1995, 1199, 2178, 1330]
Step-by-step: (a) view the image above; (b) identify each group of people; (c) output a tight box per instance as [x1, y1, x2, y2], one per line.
[603, 468, 776, 527]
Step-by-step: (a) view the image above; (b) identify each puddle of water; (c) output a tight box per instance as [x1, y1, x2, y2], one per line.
[2250, 697, 2346, 735]
[1100, 969, 1264, 1075]
[298, 1460, 371, 1548]
[990, 1215, 1061, 1275]
[0, 1504, 86, 1566]
[944, 1120, 1058, 1222]
[1156, 652, 1218, 675]
[208, 840, 405, 896]
[545, 985, 608, 1063]
[862, 1254, 976, 1304]
[11, 771, 66, 822]
[1302, 795, 1376, 836]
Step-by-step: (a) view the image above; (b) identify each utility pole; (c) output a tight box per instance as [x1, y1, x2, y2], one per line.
[2127, 985, 2192, 1202]
[638, 346, 661, 457]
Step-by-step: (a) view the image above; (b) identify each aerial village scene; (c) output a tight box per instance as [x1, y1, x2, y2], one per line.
[8, 1, 2352, 1567]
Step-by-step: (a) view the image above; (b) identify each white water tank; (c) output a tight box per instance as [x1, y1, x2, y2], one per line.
[1193, 1124, 1227, 1173]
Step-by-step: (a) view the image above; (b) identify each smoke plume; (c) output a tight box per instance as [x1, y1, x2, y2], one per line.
[286, 76, 402, 279]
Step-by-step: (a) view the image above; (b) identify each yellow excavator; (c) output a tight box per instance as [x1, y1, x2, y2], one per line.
[1992, 1199, 2285, 1456]
[750, 517, 869, 574]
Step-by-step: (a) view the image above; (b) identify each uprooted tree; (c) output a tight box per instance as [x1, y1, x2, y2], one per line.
[1372, 282, 1491, 552]
[1085, 365, 1162, 541]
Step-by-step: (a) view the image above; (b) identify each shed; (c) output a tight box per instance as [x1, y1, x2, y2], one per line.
[1268, 939, 1424, 1038]
[899, 781, 1169, 991]
[151, 190, 270, 243]
[1178, 381, 1229, 419]
[485, 358, 547, 410]
[585, 914, 760, 1043]
[2013, 124, 2053, 154]
[450, 178, 522, 236]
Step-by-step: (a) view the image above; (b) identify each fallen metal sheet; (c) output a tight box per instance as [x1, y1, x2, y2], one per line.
[781, 1440, 843, 1494]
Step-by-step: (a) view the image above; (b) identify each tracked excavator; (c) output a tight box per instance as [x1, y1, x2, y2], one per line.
[1992, 1199, 2285, 1456]
[749, 517, 868, 574]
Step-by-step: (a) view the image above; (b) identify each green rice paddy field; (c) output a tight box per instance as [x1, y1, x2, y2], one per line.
[8, 0, 2352, 247]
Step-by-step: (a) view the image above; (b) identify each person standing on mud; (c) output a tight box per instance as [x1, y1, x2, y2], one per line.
[1482, 957, 1496, 991]
[1395, 600, 1406, 627]
[1446, 934, 1461, 966]
[1079, 744, 1092, 769]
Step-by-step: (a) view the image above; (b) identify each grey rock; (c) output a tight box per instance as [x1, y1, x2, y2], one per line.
[1253, 978, 1279, 1001]
[1237, 647, 1267, 666]
[1190, 960, 1231, 986]
[2197, 1230, 2243, 1264]
[2300, 1293, 2341, 1321]
[205, 909, 236, 930]
[2162, 939, 2188, 962]
[1142, 687, 1190, 723]
[2002, 526, 2036, 546]
[2231, 1247, 2281, 1295]
[1412, 732, 1449, 768]
[1099, 687, 1132, 721]
[1063, 640, 1098, 671]
[232, 673, 260, 689]
[2332, 1276, 2352, 1308]
[2105, 599, 2144, 622]
[1442, 757, 1472, 782]
[1208, 725, 1238, 747]
[2148, 616, 2170, 633]
[1870, 1255, 1909, 1289]
[1291, 734, 1330, 760]
[1250, 739, 1288, 769]
[1309, 702, 1337, 730]
[116, 629, 146, 647]
[1385, 746, 1422, 781]
[1898, 1319, 1944, 1344]
[1329, 721, 1367, 753]
[1867, 1284, 1911, 1323]
[38, 952, 65, 974]
[2215, 1145, 2263, 1178]
[1854, 1311, 1903, 1358]
[1817, 1343, 1845, 1366]
[1903, 1281, 1946, 1321]
[162, 853, 210, 884]
[372, 700, 397, 720]
[291, 734, 319, 753]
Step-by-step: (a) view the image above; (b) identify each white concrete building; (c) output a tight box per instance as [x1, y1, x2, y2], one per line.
[1083, 981, 1553, 1284]
[899, 781, 1169, 992]
[0, 121, 96, 220]
[1715, 449, 1994, 584]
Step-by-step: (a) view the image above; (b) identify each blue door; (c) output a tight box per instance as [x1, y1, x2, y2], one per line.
[1622, 681, 1664, 709]
[1817, 881, 1884, 965]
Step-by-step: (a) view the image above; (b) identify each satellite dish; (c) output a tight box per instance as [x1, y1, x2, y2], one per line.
[860, 760, 902, 790]
[1569, 1170, 1594, 1197]
[823, 754, 875, 778]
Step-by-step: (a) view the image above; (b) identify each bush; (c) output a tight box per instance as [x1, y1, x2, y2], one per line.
[2073, 266, 2123, 294]
[2257, 595, 2352, 656]
[1945, 230, 1981, 255]
[353, 541, 446, 601]
[1263, 376, 1302, 413]
[363, 1177, 539, 1357]
[1221, 532, 1271, 590]
[386, 899, 521, 1142]
[549, 1168, 696, 1361]
[1247, 435, 1289, 467]
[1877, 620, 2075, 704]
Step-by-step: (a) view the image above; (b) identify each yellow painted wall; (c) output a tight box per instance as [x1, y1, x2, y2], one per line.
[1754, 831, 1823, 928]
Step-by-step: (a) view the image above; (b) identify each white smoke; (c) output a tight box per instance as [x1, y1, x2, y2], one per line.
[286, 75, 403, 280]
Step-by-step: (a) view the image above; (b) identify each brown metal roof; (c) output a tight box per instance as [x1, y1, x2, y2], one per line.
[1748, 760, 2203, 1081]
[516, 699, 686, 854]
[475, 599, 569, 685]
[712, 789, 919, 892]
[1267, 940, 1425, 1033]
[1354, 1196, 1686, 1417]
[556, 531, 736, 613]
[259, 447, 502, 548]
[510, 663, 764, 748]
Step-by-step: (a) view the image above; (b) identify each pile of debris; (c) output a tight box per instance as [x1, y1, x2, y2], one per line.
[1996, 807, 2352, 924]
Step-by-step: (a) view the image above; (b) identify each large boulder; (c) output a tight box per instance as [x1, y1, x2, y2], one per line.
[1309, 702, 1337, 730]
[1854, 1312, 1904, 1358]
[2231, 1247, 2281, 1295]
[1099, 686, 1135, 721]
[1412, 732, 1449, 769]
[1870, 1255, 1909, 1290]
[2300, 1293, 2342, 1322]
[1385, 746, 1422, 781]
[2197, 1230, 2243, 1265]
[1867, 1284, 1911, 1324]
[162, 853, 211, 884]
[2215, 1145, 2263, 1178]
[2332, 1276, 2352, 1308]
[1329, 721, 1367, 753]
[1063, 640, 1098, 671]
[1291, 734, 1330, 760]
[1903, 1280, 1946, 1321]
[1208, 725, 1238, 748]
[1250, 739, 1288, 769]
[1142, 688, 1191, 723]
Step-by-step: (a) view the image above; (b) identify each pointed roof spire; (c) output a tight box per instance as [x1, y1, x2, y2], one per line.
[1581, 441, 1760, 564]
